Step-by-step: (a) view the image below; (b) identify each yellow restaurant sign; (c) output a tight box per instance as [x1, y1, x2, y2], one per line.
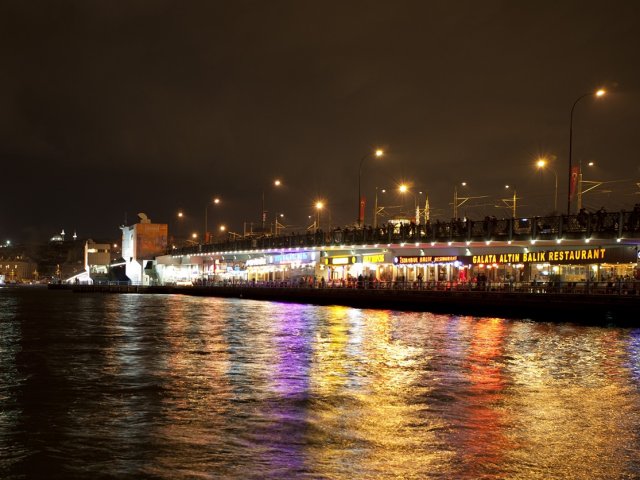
[324, 256, 357, 265]
[363, 254, 385, 263]
[471, 248, 607, 265]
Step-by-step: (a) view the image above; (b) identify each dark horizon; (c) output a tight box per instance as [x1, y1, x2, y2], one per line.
[2, 1, 640, 244]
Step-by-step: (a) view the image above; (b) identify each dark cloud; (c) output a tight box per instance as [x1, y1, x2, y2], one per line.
[1, 0, 640, 242]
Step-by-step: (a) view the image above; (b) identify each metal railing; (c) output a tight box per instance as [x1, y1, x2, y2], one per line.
[171, 209, 640, 256]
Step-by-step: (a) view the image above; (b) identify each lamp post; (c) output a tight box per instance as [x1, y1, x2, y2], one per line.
[357, 149, 384, 227]
[567, 89, 606, 215]
[453, 182, 467, 219]
[373, 187, 386, 228]
[315, 201, 324, 230]
[204, 197, 221, 244]
[536, 158, 558, 212]
[503, 185, 517, 218]
[453, 182, 488, 219]
[577, 161, 606, 210]
[262, 179, 282, 231]
[398, 183, 417, 219]
[274, 213, 285, 236]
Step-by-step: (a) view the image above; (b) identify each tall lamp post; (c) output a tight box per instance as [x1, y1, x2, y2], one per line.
[567, 88, 606, 215]
[357, 149, 384, 226]
[315, 201, 324, 230]
[262, 179, 282, 231]
[536, 158, 558, 212]
[503, 185, 517, 218]
[204, 197, 221, 243]
[453, 181, 487, 219]
[373, 187, 386, 228]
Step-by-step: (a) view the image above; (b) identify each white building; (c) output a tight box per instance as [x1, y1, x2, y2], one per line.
[120, 213, 168, 285]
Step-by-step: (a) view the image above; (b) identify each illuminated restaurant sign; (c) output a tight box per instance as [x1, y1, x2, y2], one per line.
[469, 247, 636, 265]
[362, 254, 385, 263]
[324, 256, 357, 265]
[271, 252, 317, 264]
[394, 255, 459, 265]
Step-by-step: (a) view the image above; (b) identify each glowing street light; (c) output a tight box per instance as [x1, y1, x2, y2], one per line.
[567, 88, 606, 215]
[204, 197, 221, 243]
[315, 201, 324, 229]
[357, 149, 384, 226]
[536, 157, 559, 212]
[373, 187, 387, 228]
[262, 178, 282, 230]
[503, 184, 518, 218]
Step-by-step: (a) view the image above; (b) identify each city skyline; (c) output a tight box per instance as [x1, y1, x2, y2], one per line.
[2, 1, 640, 243]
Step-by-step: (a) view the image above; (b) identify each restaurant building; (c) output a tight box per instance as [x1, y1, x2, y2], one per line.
[154, 237, 638, 288]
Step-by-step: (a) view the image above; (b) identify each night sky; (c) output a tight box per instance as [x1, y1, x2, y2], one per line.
[2, 0, 640, 243]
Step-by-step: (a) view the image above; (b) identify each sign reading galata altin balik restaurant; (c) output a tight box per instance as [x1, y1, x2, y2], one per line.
[469, 247, 637, 265]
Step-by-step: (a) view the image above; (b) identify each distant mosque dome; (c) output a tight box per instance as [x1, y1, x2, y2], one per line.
[50, 229, 66, 243]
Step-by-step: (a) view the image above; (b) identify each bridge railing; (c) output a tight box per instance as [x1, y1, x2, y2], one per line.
[170, 210, 639, 256]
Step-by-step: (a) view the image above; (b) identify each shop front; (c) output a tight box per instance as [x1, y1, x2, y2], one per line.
[322, 252, 391, 286]
[466, 245, 638, 285]
[393, 255, 467, 285]
[246, 251, 319, 284]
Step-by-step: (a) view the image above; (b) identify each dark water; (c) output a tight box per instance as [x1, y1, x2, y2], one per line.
[1, 289, 640, 479]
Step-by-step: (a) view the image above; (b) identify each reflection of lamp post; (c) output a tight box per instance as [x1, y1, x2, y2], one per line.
[567, 89, 606, 215]
[536, 158, 558, 212]
[357, 149, 384, 226]
[204, 197, 221, 243]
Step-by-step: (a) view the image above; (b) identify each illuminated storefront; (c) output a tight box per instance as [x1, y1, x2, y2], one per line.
[466, 246, 638, 284]
[246, 251, 319, 283]
[156, 240, 638, 288]
[322, 252, 390, 283]
[393, 255, 466, 283]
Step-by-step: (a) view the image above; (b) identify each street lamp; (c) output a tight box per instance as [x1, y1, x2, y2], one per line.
[373, 187, 387, 228]
[176, 211, 185, 246]
[262, 179, 282, 230]
[204, 197, 221, 243]
[536, 157, 558, 212]
[453, 182, 487, 219]
[315, 201, 324, 230]
[357, 149, 384, 226]
[503, 185, 517, 218]
[577, 161, 606, 210]
[398, 183, 415, 218]
[567, 88, 606, 215]
[274, 213, 285, 236]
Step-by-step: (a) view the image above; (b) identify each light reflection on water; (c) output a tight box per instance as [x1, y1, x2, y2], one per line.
[1, 288, 640, 479]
